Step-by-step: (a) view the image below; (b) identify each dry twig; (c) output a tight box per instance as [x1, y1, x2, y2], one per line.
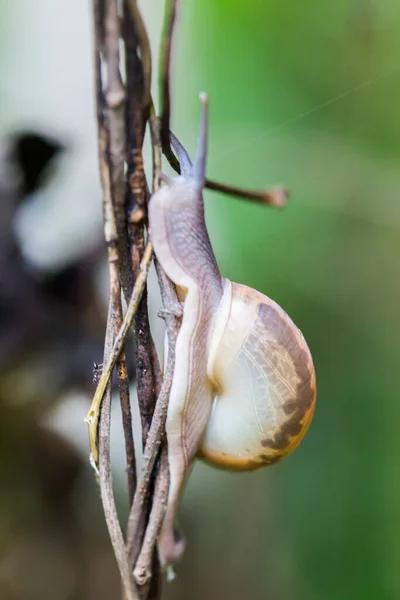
[89, 3, 175, 598]
[85, 241, 153, 464]
[158, 1, 287, 207]
[124, 0, 159, 453]
[90, 4, 139, 597]
[204, 180, 289, 206]
[97, 129, 139, 600]
[134, 447, 170, 587]
[102, 0, 138, 507]
[125, 260, 180, 570]
[123, 6, 165, 597]
[125, 112, 181, 585]
[117, 353, 137, 505]
[159, 0, 179, 170]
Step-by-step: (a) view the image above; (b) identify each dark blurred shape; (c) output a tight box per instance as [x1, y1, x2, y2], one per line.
[12, 131, 64, 196]
[0, 131, 117, 599]
[0, 129, 105, 385]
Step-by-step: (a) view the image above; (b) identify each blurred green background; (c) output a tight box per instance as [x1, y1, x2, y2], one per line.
[1, 1, 399, 599]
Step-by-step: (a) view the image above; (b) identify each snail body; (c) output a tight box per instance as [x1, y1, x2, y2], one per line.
[148, 94, 316, 568]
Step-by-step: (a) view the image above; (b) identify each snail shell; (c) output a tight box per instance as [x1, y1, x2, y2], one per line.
[201, 281, 316, 470]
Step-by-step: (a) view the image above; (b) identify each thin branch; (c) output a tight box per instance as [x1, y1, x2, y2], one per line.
[134, 290, 158, 449]
[99, 392, 139, 600]
[124, 0, 158, 450]
[124, 0, 146, 156]
[116, 352, 136, 504]
[157, 0, 289, 208]
[134, 447, 170, 587]
[126, 265, 180, 568]
[163, 138, 289, 206]
[85, 241, 153, 465]
[204, 179, 289, 206]
[101, 0, 138, 508]
[150, 340, 163, 400]
[104, 0, 126, 223]
[125, 0, 152, 117]
[91, 2, 173, 598]
[91, 2, 138, 593]
[98, 271, 139, 600]
[159, 0, 179, 170]
[126, 115, 181, 577]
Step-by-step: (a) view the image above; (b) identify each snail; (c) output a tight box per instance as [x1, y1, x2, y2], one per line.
[148, 93, 316, 569]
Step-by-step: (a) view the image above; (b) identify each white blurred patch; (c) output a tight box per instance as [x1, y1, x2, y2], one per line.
[42, 387, 144, 478]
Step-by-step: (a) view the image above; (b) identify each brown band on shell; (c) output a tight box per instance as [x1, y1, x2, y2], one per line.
[198, 286, 316, 472]
[256, 301, 316, 457]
